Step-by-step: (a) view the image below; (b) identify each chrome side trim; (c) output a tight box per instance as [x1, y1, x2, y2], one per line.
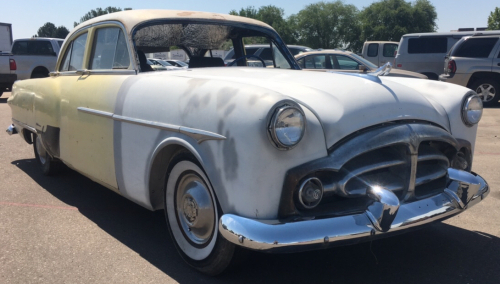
[220, 169, 488, 252]
[77, 107, 226, 143]
[77, 107, 113, 118]
[12, 118, 36, 133]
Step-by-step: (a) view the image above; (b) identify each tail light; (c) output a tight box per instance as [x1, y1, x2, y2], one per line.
[447, 60, 456, 74]
[9, 59, 16, 70]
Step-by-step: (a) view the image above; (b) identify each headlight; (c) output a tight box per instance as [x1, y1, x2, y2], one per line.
[268, 103, 306, 149]
[462, 94, 483, 126]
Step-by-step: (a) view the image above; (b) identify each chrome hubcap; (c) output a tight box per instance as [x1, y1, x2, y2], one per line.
[476, 84, 496, 102]
[35, 136, 47, 164]
[176, 173, 215, 245]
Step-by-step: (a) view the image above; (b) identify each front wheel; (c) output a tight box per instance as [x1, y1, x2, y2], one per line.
[165, 156, 235, 275]
[33, 134, 61, 175]
[471, 79, 500, 106]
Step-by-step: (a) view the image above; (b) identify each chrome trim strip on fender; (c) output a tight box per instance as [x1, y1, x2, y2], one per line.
[77, 107, 226, 143]
[219, 169, 489, 252]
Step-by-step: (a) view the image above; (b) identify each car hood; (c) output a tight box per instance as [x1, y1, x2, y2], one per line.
[169, 68, 450, 148]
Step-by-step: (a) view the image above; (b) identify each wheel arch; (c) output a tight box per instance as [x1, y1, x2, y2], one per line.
[147, 137, 204, 210]
[467, 72, 500, 88]
[31, 66, 50, 78]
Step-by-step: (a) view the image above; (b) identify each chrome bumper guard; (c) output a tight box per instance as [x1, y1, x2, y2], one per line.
[219, 168, 489, 252]
[6, 124, 17, 135]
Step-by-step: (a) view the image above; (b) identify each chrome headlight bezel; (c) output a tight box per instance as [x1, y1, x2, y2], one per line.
[461, 93, 483, 127]
[267, 101, 306, 150]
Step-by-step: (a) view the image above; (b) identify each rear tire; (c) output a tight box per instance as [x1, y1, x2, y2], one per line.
[164, 152, 235, 276]
[33, 134, 61, 175]
[471, 79, 500, 107]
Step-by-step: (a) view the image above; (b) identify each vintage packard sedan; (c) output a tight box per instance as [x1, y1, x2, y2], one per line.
[6, 10, 489, 275]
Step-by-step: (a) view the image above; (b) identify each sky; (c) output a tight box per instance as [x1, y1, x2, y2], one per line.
[2, 0, 499, 40]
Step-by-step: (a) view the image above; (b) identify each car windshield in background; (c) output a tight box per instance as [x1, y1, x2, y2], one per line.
[350, 53, 378, 69]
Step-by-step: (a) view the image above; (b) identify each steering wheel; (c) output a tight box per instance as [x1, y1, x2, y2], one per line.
[228, 54, 266, 67]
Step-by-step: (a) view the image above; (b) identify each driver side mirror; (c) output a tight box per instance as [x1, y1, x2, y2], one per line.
[359, 65, 367, 72]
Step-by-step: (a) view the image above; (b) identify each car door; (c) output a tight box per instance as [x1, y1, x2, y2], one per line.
[56, 24, 135, 191]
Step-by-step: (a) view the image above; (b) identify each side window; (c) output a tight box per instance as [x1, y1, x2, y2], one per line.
[383, 44, 398, 57]
[60, 33, 88, 71]
[30, 41, 55, 55]
[297, 58, 305, 68]
[408, 37, 447, 54]
[90, 27, 130, 70]
[304, 55, 326, 69]
[11, 41, 28, 55]
[454, 38, 499, 58]
[272, 43, 291, 69]
[334, 55, 359, 70]
[367, 43, 378, 57]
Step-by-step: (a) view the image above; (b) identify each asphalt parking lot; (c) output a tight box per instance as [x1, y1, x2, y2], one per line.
[1, 91, 499, 284]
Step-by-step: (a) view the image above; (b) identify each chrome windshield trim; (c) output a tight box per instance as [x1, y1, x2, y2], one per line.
[77, 107, 226, 143]
[12, 118, 36, 133]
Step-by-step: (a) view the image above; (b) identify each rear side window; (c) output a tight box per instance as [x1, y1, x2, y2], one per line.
[383, 44, 398, 57]
[90, 27, 130, 69]
[408, 37, 447, 54]
[11, 40, 55, 55]
[453, 38, 499, 58]
[367, 43, 378, 57]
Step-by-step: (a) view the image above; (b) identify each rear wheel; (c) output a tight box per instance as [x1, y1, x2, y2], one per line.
[164, 153, 235, 275]
[471, 79, 500, 106]
[33, 134, 61, 175]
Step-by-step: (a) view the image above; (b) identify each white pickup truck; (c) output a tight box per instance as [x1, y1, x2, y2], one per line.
[0, 37, 63, 96]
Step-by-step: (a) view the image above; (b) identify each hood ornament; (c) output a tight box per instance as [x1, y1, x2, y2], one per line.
[370, 62, 392, 77]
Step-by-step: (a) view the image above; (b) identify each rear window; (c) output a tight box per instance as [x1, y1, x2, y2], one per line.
[11, 40, 55, 55]
[453, 38, 499, 58]
[224, 47, 258, 60]
[408, 37, 447, 54]
[259, 47, 273, 61]
[367, 43, 378, 57]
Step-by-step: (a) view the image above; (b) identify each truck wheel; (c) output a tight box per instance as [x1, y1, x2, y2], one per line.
[471, 79, 500, 106]
[164, 154, 235, 276]
[33, 134, 61, 175]
[31, 71, 48, 79]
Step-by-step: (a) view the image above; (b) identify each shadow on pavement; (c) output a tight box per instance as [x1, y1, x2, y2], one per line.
[13, 158, 500, 284]
[0, 97, 8, 103]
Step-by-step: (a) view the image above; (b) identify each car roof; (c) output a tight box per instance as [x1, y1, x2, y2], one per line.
[402, 30, 500, 38]
[70, 9, 273, 39]
[294, 49, 353, 58]
[15, 37, 63, 41]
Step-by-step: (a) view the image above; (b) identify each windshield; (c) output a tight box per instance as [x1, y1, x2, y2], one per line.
[350, 53, 378, 69]
[133, 21, 297, 69]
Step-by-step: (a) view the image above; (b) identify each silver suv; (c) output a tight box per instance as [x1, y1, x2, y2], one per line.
[439, 35, 500, 106]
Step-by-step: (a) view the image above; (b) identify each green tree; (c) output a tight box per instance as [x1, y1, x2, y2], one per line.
[294, 1, 360, 50]
[37, 22, 57, 37]
[74, 6, 123, 27]
[36, 22, 69, 39]
[360, 0, 437, 42]
[229, 6, 258, 19]
[487, 7, 500, 30]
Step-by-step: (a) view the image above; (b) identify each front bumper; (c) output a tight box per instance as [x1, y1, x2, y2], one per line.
[219, 168, 488, 252]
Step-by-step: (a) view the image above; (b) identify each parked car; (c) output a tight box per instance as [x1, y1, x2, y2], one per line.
[224, 44, 313, 66]
[439, 35, 500, 106]
[148, 58, 182, 70]
[7, 10, 489, 276]
[166, 59, 188, 69]
[295, 49, 427, 79]
[0, 37, 64, 96]
[394, 31, 500, 80]
[361, 41, 398, 66]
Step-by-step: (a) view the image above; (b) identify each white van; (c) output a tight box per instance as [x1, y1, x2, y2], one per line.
[394, 31, 500, 80]
[361, 41, 398, 66]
